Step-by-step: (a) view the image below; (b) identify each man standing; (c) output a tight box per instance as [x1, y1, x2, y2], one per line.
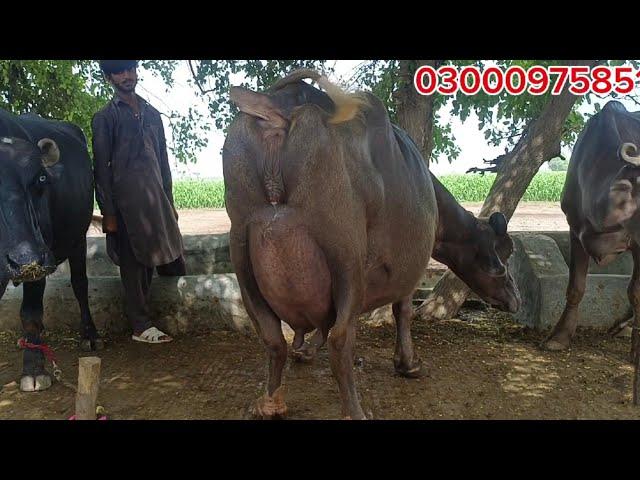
[92, 60, 185, 344]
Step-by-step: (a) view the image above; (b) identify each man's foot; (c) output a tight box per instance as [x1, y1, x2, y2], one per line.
[132, 327, 173, 344]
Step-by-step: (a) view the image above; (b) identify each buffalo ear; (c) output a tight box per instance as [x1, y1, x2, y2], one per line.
[489, 212, 508, 236]
[38, 138, 60, 167]
[604, 178, 638, 227]
[229, 87, 288, 129]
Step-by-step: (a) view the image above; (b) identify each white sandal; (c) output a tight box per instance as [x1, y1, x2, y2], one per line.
[132, 327, 173, 344]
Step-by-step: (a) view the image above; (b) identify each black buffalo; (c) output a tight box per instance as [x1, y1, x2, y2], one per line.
[543, 100, 640, 401]
[0, 108, 101, 392]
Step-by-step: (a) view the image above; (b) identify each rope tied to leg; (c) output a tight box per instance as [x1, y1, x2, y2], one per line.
[17, 338, 62, 382]
[17, 338, 57, 363]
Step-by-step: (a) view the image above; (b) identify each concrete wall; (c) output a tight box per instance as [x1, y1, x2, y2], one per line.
[509, 232, 632, 331]
[0, 274, 255, 336]
[0, 234, 247, 335]
[0, 233, 438, 335]
[8, 231, 624, 336]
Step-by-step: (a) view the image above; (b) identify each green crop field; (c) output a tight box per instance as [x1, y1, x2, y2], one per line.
[171, 173, 567, 207]
[172, 179, 226, 209]
[437, 172, 566, 203]
[94, 173, 567, 210]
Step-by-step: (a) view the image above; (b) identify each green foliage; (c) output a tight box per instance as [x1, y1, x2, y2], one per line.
[352, 60, 640, 164]
[4, 59, 640, 170]
[0, 60, 111, 150]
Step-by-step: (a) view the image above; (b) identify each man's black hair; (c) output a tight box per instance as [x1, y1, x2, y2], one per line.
[99, 60, 139, 75]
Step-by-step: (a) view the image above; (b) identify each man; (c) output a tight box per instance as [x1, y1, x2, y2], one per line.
[92, 60, 186, 344]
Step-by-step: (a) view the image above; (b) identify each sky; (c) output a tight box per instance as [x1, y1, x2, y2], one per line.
[134, 61, 640, 179]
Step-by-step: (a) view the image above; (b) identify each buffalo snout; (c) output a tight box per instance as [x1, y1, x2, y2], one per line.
[492, 277, 521, 314]
[6, 241, 55, 282]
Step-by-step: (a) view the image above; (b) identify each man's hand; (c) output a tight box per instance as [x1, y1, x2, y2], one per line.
[102, 215, 118, 234]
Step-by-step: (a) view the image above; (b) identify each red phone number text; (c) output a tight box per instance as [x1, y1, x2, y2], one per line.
[414, 65, 640, 96]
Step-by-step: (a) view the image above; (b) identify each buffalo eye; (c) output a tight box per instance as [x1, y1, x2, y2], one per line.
[32, 172, 49, 193]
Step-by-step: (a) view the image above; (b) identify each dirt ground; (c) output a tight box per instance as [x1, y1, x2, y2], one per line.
[6, 201, 633, 420]
[87, 201, 568, 237]
[1, 307, 637, 420]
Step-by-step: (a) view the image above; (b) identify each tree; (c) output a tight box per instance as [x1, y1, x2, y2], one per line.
[337, 58, 640, 322]
[393, 60, 441, 164]
[415, 59, 617, 322]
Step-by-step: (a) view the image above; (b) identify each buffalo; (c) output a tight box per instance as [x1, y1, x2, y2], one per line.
[0, 109, 100, 392]
[223, 70, 520, 419]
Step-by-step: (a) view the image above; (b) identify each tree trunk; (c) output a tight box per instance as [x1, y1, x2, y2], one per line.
[416, 59, 602, 322]
[394, 60, 441, 165]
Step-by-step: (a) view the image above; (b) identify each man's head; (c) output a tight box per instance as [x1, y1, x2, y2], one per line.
[99, 60, 138, 94]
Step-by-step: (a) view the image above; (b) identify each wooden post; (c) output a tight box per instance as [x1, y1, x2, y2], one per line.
[75, 357, 102, 420]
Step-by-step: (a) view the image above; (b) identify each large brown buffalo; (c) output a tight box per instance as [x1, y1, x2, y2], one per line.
[223, 69, 520, 419]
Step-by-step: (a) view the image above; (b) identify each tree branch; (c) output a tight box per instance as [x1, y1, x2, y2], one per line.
[627, 95, 640, 108]
[417, 59, 602, 322]
[188, 60, 216, 96]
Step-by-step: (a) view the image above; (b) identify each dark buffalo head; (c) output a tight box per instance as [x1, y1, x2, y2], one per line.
[433, 211, 521, 313]
[0, 136, 62, 284]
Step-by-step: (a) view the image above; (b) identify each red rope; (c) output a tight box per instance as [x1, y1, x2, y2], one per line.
[17, 338, 57, 364]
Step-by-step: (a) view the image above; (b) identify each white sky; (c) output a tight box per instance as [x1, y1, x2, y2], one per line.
[135, 60, 640, 179]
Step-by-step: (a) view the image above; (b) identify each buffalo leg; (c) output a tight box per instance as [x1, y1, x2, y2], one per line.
[607, 307, 634, 337]
[0, 278, 7, 299]
[256, 312, 288, 418]
[69, 238, 102, 351]
[627, 244, 640, 405]
[627, 245, 640, 363]
[393, 295, 423, 378]
[327, 270, 366, 420]
[544, 231, 589, 351]
[291, 328, 326, 363]
[20, 278, 51, 392]
[230, 233, 288, 419]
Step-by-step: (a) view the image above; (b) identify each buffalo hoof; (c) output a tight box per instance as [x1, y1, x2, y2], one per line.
[615, 325, 633, 339]
[20, 374, 52, 392]
[254, 386, 288, 419]
[291, 345, 317, 363]
[394, 358, 425, 378]
[629, 345, 638, 365]
[542, 338, 570, 351]
[80, 338, 104, 352]
[343, 408, 368, 420]
[609, 318, 632, 337]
